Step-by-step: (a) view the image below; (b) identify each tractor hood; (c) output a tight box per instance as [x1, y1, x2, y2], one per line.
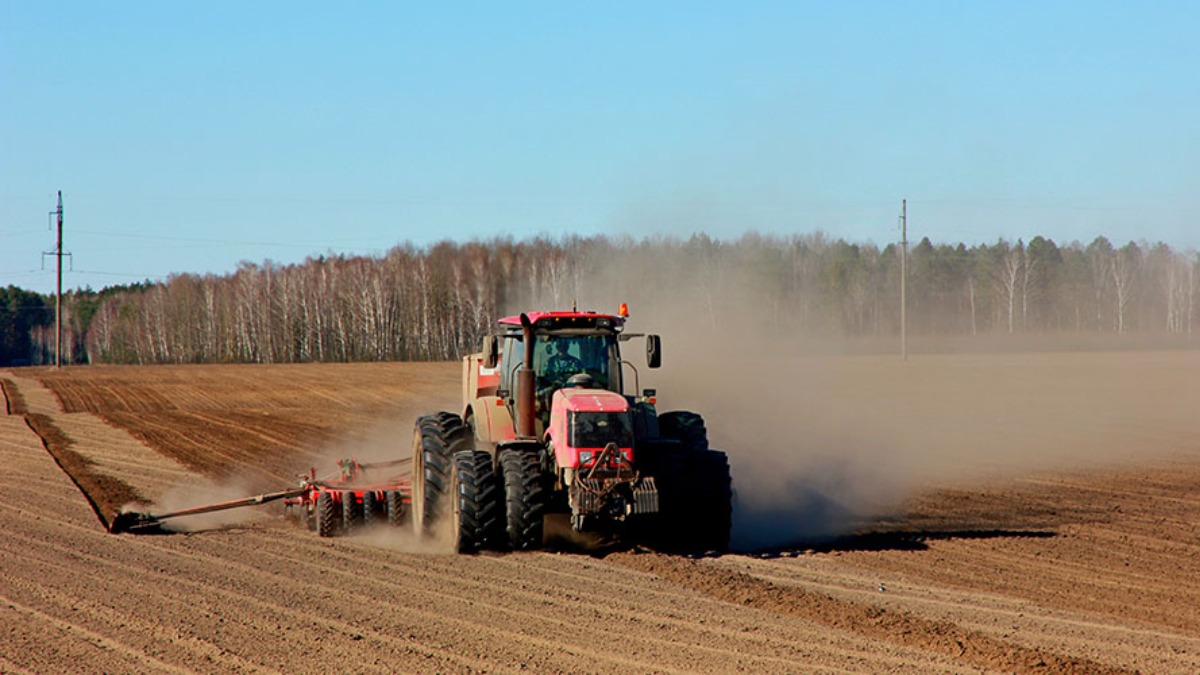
[548, 387, 634, 470]
[555, 387, 629, 413]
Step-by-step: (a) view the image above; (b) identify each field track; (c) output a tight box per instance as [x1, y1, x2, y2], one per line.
[2, 356, 1199, 673]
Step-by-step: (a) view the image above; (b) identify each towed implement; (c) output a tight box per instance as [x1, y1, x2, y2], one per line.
[109, 458, 412, 535]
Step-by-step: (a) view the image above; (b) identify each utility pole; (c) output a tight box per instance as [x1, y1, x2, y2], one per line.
[42, 191, 68, 367]
[900, 198, 907, 361]
[54, 191, 64, 367]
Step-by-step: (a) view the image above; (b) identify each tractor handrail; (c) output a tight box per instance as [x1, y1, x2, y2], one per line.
[619, 359, 638, 397]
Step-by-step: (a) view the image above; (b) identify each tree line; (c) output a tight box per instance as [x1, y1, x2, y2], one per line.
[5, 232, 1198, 366]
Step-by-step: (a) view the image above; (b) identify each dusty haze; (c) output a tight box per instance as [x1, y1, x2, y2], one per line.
[528, 250, 1200, 550]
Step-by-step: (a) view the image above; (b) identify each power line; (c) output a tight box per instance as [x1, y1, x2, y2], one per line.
[70, 269, 162, 278]
[70, 229, 394, 248]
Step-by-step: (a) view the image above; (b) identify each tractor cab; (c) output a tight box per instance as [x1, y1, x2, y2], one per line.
[495, 311, 627, 434]
[464, 307, 662, 455]
[534, 333, 615, 394]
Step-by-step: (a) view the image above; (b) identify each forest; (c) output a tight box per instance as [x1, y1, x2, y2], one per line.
[4, 232, 1198, 366]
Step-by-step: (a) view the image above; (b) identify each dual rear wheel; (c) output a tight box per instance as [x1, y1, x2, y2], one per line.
[408, 410, 731, 554]
[645, 410, 733, 553]
[410, 413, 504, 553]
[447, 450, 502, 553]
[498, 449, 545, 550]
[410, 413, 548, 553]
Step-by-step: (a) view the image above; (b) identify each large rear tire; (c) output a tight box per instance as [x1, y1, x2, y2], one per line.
[449, 450, 501, 553]
[658, 411, 709, 452]
[411, 413, 471, 537]
[634, 443, 687, 550]
[684, 450, 733, 553]
[640, 415, 732, 554]
[499, 449, 546, 550]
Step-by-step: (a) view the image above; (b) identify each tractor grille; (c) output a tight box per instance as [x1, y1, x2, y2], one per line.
[573, 475, 659, 516]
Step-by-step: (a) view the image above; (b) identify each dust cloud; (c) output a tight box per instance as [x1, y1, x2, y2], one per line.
[304, 418, 415, 475]
[527, 241, 1200, 551]
[652, 343, 922, 551]
[298, 418, 460, 554]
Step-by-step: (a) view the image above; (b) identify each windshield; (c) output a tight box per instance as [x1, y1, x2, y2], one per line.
[569, 411, 634, 449]
[533, 334, 617, 392]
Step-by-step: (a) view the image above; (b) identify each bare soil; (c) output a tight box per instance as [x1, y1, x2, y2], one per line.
[2, 355, 1198, 673]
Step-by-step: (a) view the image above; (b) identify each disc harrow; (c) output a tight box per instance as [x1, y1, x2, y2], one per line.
[108, 457, 412, 536]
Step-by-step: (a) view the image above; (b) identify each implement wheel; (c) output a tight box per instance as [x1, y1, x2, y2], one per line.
[385, 490, 405, 527]
[362, 490, 378, 526]
[342, 491, 361, 534]
[302, 496, 317, 531]
[500, 449, 546, 550]
[316, 491, 338, 538]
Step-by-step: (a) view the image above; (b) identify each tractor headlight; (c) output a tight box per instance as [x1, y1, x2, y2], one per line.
[578, 451, 593, 465]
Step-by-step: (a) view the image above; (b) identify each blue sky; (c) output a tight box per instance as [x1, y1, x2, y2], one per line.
[3, 2, 1198, 293]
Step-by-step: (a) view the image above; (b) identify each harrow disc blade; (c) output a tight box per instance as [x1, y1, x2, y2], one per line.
[108, 511, 164, 534]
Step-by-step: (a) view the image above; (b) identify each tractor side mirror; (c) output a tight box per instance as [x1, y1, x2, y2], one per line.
[646, 334, 662, 368]
[482, 335, 499, 369]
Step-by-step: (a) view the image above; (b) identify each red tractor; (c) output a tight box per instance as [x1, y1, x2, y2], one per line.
[410, 306, 733, 553]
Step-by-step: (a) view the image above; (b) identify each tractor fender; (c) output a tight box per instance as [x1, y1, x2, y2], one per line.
[462, 353, 499, 406]
[465, 395, 514, 450]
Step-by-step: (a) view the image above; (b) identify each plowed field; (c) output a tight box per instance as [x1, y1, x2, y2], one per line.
[2, 354, 1199, 673]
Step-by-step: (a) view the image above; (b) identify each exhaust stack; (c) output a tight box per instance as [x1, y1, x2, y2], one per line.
[516, 313, 537, 438]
